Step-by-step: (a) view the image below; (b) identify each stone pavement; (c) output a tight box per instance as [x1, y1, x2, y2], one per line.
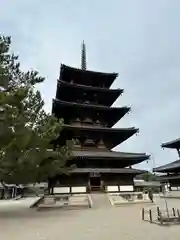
[0, 196, 180, 240]
[0, 197, 40, 208]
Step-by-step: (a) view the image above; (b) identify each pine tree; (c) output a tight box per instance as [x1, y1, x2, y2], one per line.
[0, 36, 73, 188]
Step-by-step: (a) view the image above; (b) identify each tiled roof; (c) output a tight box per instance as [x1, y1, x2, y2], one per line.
[70, 168, 146, 174]
[162, 138, 180, 149]
[58, 79, 123, 94]
[153, 160, 180, 173]
[156, 174, 180, 181]
[134, 180, 162, 187]
[72, 150, 149, 160]
[60, 64, 118, 78]
[54, 99, 129, 111]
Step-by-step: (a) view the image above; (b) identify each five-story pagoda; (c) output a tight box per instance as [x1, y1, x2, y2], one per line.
[52, 42, 149, 194]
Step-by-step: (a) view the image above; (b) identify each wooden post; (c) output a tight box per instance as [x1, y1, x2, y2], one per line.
[142, 208, 145, 220]
[159, 212, 163, 225]
[164, 199, 170, 218]
[14, 187, 17, 198]
[172, 208, 176, 217]
[157, 206, 160, 216]
[177, 209, 180, 218]
[1, 189, 3, 199]
[149, 209, 152, 223]
[11, 188, 14, 199]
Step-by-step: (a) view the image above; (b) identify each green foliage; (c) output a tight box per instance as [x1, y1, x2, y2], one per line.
[0, 36, 73, 184]
[140, 172, 157, 182]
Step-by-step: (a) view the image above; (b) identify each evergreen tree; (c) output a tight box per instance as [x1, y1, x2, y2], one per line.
[138, 172, 156, 181]
[0, 36, 73, 187]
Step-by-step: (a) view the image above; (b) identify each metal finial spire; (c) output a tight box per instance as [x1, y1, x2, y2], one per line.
[81, 41, 86, 70]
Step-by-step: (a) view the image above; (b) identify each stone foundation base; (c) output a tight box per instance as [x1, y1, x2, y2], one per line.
[37, 194, 92, 210]
[108, 192, 152, 206]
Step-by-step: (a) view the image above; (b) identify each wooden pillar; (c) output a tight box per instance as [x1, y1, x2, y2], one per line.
[0, 189, 3, 199]
[11, 188, 14, 198]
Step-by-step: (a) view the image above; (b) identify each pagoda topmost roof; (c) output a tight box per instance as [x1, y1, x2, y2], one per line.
[161, 137, 180, 149]
[60, 64, 118, 88]
[60, 64, 118, 78]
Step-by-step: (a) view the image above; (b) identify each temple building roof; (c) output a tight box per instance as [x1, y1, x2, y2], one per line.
[53, 99, 130, 127]
[134, 180, 162, 187]
[153, 160, 180, 173]
[70, 167, 146, 174]
[156, 174, 180, 181]
[56, 80, 123, 106]
[60, 64, 118, 88]
[162, 138, 180, 149]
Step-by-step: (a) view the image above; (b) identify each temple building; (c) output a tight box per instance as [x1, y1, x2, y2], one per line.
[153, 138, 180, 191]
[52, 42, 150, 194]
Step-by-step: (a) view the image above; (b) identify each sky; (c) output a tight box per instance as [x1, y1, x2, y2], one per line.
[1, 0, 180, 170]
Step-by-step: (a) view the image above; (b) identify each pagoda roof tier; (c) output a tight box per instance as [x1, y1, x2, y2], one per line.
[60, 125, 138, 149]
[72, 150, 149, 164]
[69, 167, 146, 175]
[153, 160, 180, 173]
[60, 64, 118, 88]
[56, 80, 123, 106]
[162, 138, 180, 149]
[70, 150, 149, 168]
[53, 99, 130, 128]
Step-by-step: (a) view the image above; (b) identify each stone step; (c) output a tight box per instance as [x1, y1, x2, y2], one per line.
[90, 193, 111, 208]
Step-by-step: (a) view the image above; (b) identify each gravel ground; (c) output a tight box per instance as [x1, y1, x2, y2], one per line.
[0, 196, 180, 240]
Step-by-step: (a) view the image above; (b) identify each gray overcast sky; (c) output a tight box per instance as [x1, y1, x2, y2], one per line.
[1, 0, 180, 170]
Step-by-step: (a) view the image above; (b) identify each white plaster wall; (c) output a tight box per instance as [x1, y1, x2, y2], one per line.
[119, 185, 134, 192]
[54, 187, 70, 194]
[171, 187, 180, 191]
[71, 187, 86, 193]
[107, 186, 119, 192]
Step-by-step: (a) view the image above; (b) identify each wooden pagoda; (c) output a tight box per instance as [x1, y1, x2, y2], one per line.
[52, 42, 149, 194]
[153, 138, 180, 191]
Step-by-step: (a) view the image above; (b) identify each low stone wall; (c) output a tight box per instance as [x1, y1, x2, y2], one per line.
[37, 194, 92, 210]
[160, 191, 180, 199]
[108, 192, 151, 206]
